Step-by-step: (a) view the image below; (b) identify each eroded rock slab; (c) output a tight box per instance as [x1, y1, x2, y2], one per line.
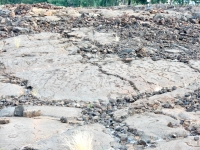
[0, 106, 82, 119]
[0, 33, 135, 102]
[0, 82, 24, 97]
[0, 121, 116, 150]
[100, 59, 200, 94]
[124, 113, 188, 141]
[146, 136, 200, 150]
[0, 116, 72, 150]
[189, 60, 200, 72]
[30, 123, 116, 150]
[66, 27, 116, 45]
[24, 106, 82, 118]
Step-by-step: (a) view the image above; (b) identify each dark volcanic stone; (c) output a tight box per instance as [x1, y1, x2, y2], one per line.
[138, 140, 147, 146]
[172, 86, 177, 91]
[14, 105, 24, 116]
[194, 137, 199, 141]
[60, 116, 67, 123]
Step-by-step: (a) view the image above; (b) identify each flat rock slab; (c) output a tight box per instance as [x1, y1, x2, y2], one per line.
[0, 33, 135, 102]
[17, 63, 134, 101]
[146, 136, 200, 150]
[124, 113, 188, 141]
[30, 123, 115, 150]
[0, 107, 15, 117]
[0, 82, 24, 97]
[100, 59, 200, 93]
[24, 106, 82, 118]
[67, 27, 116, 45]
[189, 60, 200, 72]
[131, 87, 194, 108]
[0, 116, 72, 150]
[0, 106, 82, 119]
[0, 119, 115, 150]
[162, 108, 200, 124]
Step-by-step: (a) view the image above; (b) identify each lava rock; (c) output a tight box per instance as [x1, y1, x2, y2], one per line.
[135, 47, 147, 58]
[194, 137, 199, 141]
[14, 105, 24, 116]
[13, 27, 30, 33]
[60, 116, 67, 123]
[138, 140, 147, 146]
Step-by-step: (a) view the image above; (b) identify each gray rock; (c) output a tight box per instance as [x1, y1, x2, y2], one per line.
[0, 8, 10, 16]
[192, 12, 200, 19]
[124, 113, 188, 140]
[65, 45, 79, 55]
[0, 107, 15, 117]
[60, 116, 67, 123]
[194, 137, 199, 141]
[13, 27, 29, 33]
[14, 105, 24, 116]
[118, 133, 128, 142]
[153, 13, 165, 22]
[138, 140, 147, 146]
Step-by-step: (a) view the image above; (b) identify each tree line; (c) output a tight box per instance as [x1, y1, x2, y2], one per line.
[0, 0, 199, 7]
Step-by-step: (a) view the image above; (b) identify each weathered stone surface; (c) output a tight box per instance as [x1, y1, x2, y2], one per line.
[1, 106, 82, 118]
[66, 27, 116, 45]
[24, 106, 82, 118]
[162, 108, 200, 122]
[129, 86, 196, 111]
[0, 119, 115, 150]
[0, 4, 200, 150]
[146, 137, 200, 150]
[14, 105, 24, 117]
[0, 117, 72, 150]
[100, 59, 200, 93]
[189, 60, 200, 72]
[124, 113, 188, 141]
[0, 107, 14, 117]
[113, 108, 129, 122]
[0, 82, 24, 97]
[1, 33, 135, 102]
[31, 123, 115, 150]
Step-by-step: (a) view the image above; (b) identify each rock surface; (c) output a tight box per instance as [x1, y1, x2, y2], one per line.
[0, 3, 200, 150]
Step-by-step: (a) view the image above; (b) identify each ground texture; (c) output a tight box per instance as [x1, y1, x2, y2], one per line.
[0, 3, 200, 150]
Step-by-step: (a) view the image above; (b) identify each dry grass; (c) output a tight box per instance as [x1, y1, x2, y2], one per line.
[14, 38, 21, 48]
[115, 34, 120, 42]
[65, 131, 93, 150]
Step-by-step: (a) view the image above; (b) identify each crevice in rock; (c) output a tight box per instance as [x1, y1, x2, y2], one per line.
[187, 63, 200, 73]
[89, 61, 140, 93]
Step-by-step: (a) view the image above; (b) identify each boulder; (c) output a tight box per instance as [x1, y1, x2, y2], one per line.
[14, 105, 24, 117]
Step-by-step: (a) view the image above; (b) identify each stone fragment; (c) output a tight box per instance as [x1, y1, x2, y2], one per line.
[68, 119, 84, 126]
[194, 137, 199, 141]
[14, 105, 24, 117]
[13, 27, 29, 33]
[135, 47, 147, 57]
[167, 122, 179, 128]
[192, 12, 200, 19]
[43, 10, 52, 16]
[60, 116, 67, 123]
[0, 118, 10, 124]
[113, 108, 129, 122]
[138, 140, 147, 146]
